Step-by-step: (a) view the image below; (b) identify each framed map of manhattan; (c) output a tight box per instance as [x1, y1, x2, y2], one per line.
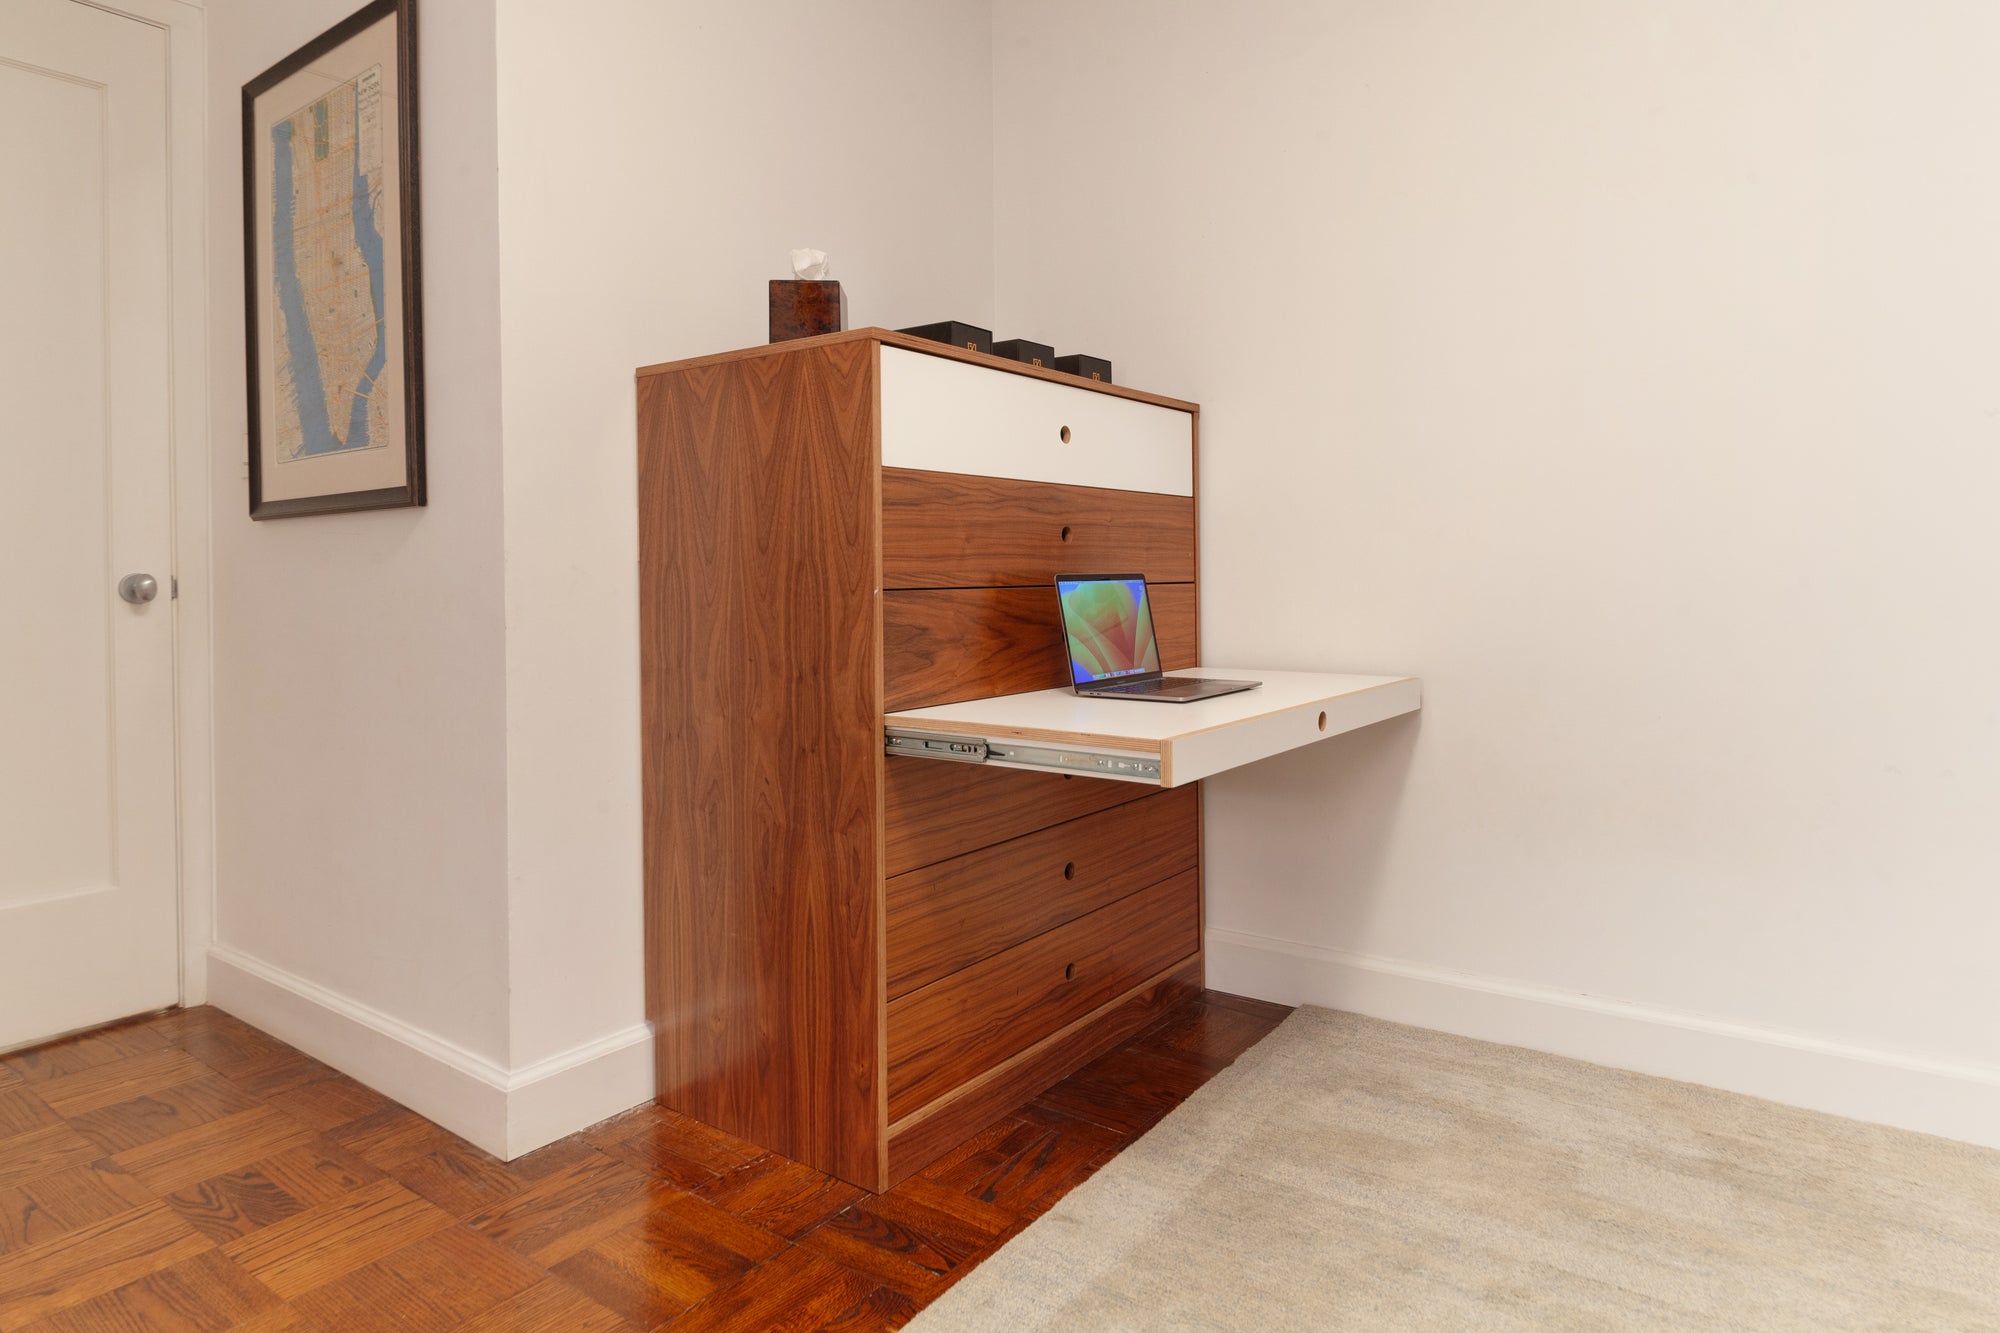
[243, 0, 424, 518]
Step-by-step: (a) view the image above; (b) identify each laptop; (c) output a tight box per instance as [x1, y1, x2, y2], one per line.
[1055, 574, 1259, 702]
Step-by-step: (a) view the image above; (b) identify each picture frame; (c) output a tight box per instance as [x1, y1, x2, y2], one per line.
[242, 0, 424, 519]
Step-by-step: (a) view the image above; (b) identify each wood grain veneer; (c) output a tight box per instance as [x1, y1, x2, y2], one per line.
[886, 787, 1200, 1000]
[882, 757, 1155, 878]
[637, 331, 1205, 1190]
[881, 469, 1195, 589]
[886, 872, 1201, 1121]
[883, 582, 1196, 712]
[883, 959, 1205, 1186]
[638, 339, 884, 1187]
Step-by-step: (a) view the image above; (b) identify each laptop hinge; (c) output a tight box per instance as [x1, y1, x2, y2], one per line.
[884, 728, 1163, 784]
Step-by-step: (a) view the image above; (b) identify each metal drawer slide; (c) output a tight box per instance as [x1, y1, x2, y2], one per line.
[884, 728, 1163, 784]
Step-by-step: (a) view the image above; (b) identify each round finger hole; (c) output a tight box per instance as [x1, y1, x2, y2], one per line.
[1060, 525, 1071, 542]
[1059, 425, 1071, 443]
[1064, 963, 1076, 981]
[1318, 711, 1328, 732]
[1063, 861, 1076, 880]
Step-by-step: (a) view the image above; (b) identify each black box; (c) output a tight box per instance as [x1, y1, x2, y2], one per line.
[992, 338, 1056, 370]
[1053, 353, 1113, 384]
[900, 321, 993, 355]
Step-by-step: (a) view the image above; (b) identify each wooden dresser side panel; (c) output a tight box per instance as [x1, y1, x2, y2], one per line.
[637, 340, 884, 1187]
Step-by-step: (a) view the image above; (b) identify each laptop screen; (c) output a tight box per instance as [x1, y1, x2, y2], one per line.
[1057, 576, 1161, 684]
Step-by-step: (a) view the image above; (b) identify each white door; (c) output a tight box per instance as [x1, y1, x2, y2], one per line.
[0, 0, 179, 1047]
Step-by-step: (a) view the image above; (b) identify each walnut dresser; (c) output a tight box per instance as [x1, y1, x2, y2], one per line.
[637, 328, 1205, 1191]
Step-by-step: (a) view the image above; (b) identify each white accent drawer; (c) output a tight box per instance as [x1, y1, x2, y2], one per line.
[879, 345, 1193, 497]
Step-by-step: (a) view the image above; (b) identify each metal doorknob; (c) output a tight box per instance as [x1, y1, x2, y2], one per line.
[118, 573, 158, 605]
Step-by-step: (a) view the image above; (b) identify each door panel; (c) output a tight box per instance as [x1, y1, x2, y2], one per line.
[2, 63, 112, 906]
[0, 0, 178, 1046]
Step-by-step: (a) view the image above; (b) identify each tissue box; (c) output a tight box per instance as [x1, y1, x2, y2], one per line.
[900, 321, 993, 355]
[992, 338, 1056, 369]
[1053, 353, 1113, 384]
[769, 281, 846, 342]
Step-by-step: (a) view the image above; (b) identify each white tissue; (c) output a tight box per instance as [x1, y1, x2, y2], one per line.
[790, 248, 831, 281]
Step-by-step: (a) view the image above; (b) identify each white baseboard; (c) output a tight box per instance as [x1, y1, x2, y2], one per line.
[504, 1021, 657, 1157]
[1207, 928, 2000, 1151]
[206, 944, 654, 1159]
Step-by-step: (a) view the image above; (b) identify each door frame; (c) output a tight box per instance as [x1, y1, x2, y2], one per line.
[78, 0, 214, 1006]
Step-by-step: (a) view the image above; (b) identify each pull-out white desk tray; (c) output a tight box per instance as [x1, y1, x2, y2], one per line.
[885, 669, 1422, 788]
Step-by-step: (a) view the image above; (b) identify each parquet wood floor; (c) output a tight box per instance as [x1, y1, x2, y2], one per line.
[0, 991, 1288, 1331]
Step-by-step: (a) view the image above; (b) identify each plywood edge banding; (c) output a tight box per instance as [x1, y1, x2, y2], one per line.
[870, 348, 890, 1191]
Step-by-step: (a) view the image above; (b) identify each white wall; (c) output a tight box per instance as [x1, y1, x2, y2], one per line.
[204, 0, 513, 1089]
[199, 0, 2000, 1155]
[200, 0, 992, 1157]
[993, 0, 2000, 1143]
[492, 0, 995, 1074]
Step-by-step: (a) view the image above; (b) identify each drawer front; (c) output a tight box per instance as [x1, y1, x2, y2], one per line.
[888, 785, 1199, 999]
[883, 582, 1195, 712]
[880, 346, 1193, 497]
[881, 469, 1194, 590]
[886, 871, 1200, 1122]
[884, 961, 1202, 1184]
[884, 757, 1154, 878]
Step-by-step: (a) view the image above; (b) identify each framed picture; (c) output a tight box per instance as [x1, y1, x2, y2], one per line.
[242, 0, 424, 518]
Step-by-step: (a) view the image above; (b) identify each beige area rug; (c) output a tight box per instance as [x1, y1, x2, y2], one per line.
[908, 1007, 2000, 1331]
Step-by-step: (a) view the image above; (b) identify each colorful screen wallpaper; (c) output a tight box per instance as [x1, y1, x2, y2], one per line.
[1059, 578, 1160, 683]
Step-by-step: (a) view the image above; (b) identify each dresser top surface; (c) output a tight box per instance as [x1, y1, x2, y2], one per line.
[635, 327, 1199, 414]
